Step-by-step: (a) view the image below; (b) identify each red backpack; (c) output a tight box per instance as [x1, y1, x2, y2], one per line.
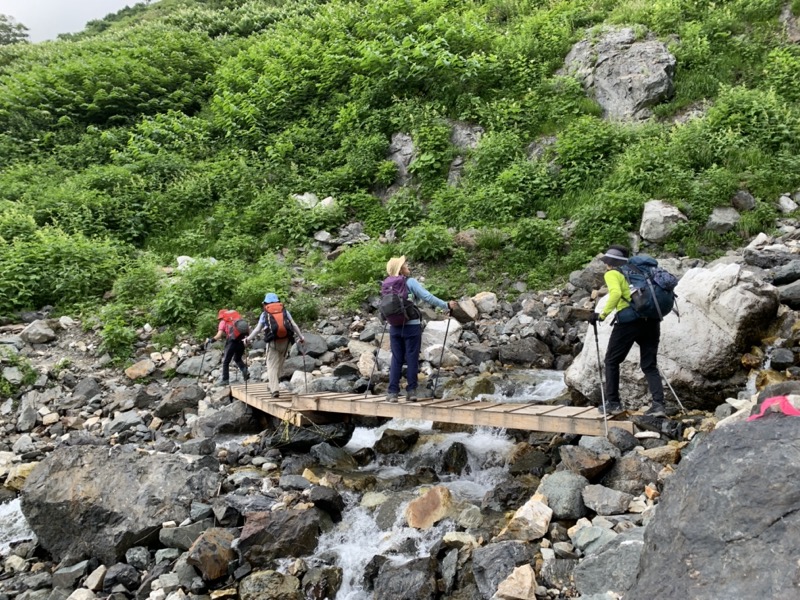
[263, 302, 295, 343]
[219, 309, 250, 340]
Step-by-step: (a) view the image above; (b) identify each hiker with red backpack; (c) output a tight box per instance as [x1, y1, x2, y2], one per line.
[588, 245, 673, 418]
[245, 293, 304, 398]
[382, 256, 457, 403]
[207, 309, 250, 386]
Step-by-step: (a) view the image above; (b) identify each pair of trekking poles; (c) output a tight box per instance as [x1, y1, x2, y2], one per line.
[196, 338, 309, 394]
[591, 320, 686, 437]
[365, 314, 452, 400]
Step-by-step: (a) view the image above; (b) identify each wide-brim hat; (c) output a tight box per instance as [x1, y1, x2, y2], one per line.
[263, 293, 279, 303]
[386, 256, 406, 277]
[600, 248, 628, 266]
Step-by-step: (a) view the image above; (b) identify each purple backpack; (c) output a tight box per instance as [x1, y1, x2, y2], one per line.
[379, 276, 419, 326]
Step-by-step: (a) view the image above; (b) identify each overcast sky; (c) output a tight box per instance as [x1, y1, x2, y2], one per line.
[2, 0, 143, 42]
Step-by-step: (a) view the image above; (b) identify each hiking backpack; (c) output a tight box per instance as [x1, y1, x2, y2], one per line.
[263, 302, 295, 344]
[219, 310, 250, 340]
[618, 255, 679, 321]
[379, 275, 420, 326]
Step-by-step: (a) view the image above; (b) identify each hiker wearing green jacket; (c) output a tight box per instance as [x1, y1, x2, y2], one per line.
[588, 245, 666, 417]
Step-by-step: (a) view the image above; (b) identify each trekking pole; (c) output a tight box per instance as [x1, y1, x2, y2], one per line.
[365, 321, 387, 399]
[592, 321, 609, 438]
[300, 340, 308, 394]
[243, 344, 248, 397]
[658, 366, 687, 413]
[431, 316, 451, 398]
[196, 340, 208, 384]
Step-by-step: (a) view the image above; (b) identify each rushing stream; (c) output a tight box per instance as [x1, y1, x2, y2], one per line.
[315, 369, 567, 599]
[0, 369, 568, 600]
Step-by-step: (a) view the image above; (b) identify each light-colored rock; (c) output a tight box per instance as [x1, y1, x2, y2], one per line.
[562, 27, 676, 120]
[638, 445, 681, 465]
[421, 318, 462, 349]
[5, 461, 38, 491]
[639, 200, 688, 243]
[706, 206, 741, 234]
[495, 494, 552, 542]
[21, 320, 57, 344]
[778, 195, 798, 214]
[494, 564, 537, 600]
[405, 486, 453, 529]
[84, 565, 107, 591]
[125, 359, 156, 380]
[472, 291, 499, 315]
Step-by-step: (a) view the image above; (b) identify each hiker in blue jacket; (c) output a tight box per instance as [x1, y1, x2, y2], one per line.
[588, 245, 666, 417]
[384, 256, 457, 403]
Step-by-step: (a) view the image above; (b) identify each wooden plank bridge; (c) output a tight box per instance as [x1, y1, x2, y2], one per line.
[230, 383, 635, 436]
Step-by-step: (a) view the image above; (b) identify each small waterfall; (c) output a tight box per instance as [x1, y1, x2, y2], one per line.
[316, 424, 517, 599]
[0, 499, 34, 556]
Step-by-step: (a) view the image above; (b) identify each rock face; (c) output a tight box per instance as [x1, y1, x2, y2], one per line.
[566, 262, 779, 409]
[562, 28, 676, 120]
[627, 417, 800, 600]
[21, 446, 221, 563]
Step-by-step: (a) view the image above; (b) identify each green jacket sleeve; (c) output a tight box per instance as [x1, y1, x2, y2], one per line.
[599, 269, 631, 320]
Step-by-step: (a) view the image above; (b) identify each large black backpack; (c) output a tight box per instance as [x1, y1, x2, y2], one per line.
[618, 255, 679, 321]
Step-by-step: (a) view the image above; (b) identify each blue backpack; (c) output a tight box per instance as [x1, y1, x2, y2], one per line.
[618, 255, 679, 321]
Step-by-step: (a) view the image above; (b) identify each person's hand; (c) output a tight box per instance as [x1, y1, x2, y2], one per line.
[448, 300, 457, 312]
[588, 313, 601, 326]
[300, 336, 305, 344]
[205, 337, 214, 348]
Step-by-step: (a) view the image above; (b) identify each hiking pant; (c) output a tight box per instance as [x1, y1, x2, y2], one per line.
[388, 323, 422, 394]
[222, 339, 246, 382]
[266, 338, 291, 393]
[604, 318, 664, 406]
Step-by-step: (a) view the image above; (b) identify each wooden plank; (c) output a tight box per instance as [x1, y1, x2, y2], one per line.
[238, 391, 635, 435]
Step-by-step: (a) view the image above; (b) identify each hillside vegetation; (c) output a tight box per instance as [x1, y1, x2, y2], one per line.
[1, 0, 800, 360]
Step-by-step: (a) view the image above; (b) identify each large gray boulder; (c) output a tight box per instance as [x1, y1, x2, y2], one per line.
[562, 28, 676, 121]
[639, 200, 688, 243]
[566, 262, 779, 409]
[574, 527, 644, 597]
[627, 417, 800, 599]
[21, 446, 221, 564]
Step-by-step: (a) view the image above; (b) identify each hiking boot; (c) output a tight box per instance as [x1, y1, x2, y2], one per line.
[645, 403, 667, 418]
[216, 378, 230, 386]
[386, 393, 399, 403]
[598, 401, 623, 416]
[407, 390, 418, 402]
[271, 391, 279, 398]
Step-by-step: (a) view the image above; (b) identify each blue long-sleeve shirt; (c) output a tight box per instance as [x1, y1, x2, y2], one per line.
[406, 277, 447, 324]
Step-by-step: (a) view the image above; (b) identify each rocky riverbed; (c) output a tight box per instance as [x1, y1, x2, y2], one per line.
[2, 225, 800, 599]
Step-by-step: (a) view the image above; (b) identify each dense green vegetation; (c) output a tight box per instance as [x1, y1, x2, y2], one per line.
[1, 0, 799, 360]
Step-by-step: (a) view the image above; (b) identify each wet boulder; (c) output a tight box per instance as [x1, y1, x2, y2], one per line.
[627, 417, 800, 600]
[21, 446, 221, 563]
[238, 508, 328, 567]
[472, 541, 536, 600]
[373, 556, 437, 600]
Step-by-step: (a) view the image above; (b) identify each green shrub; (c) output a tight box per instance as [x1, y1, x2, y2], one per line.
[289, 295, 320, 325]
[512, 218, 563, 255]
[400, 224, 453, 261]
[233, 256, 292, 308]
[98, 305, 138, 360]
[555, 116, 627, 191]
[475, 228, 509, 251]
[321, 241, 393, 288]
[764, 47, 800, 103]
[386, 190, 423, 230]
[151, 259, 239, 327]
[0, 204, 37, 242]
[466, 131, 524, 185]
[112, 256, 163, 304]
[0, 227, 124, 314]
